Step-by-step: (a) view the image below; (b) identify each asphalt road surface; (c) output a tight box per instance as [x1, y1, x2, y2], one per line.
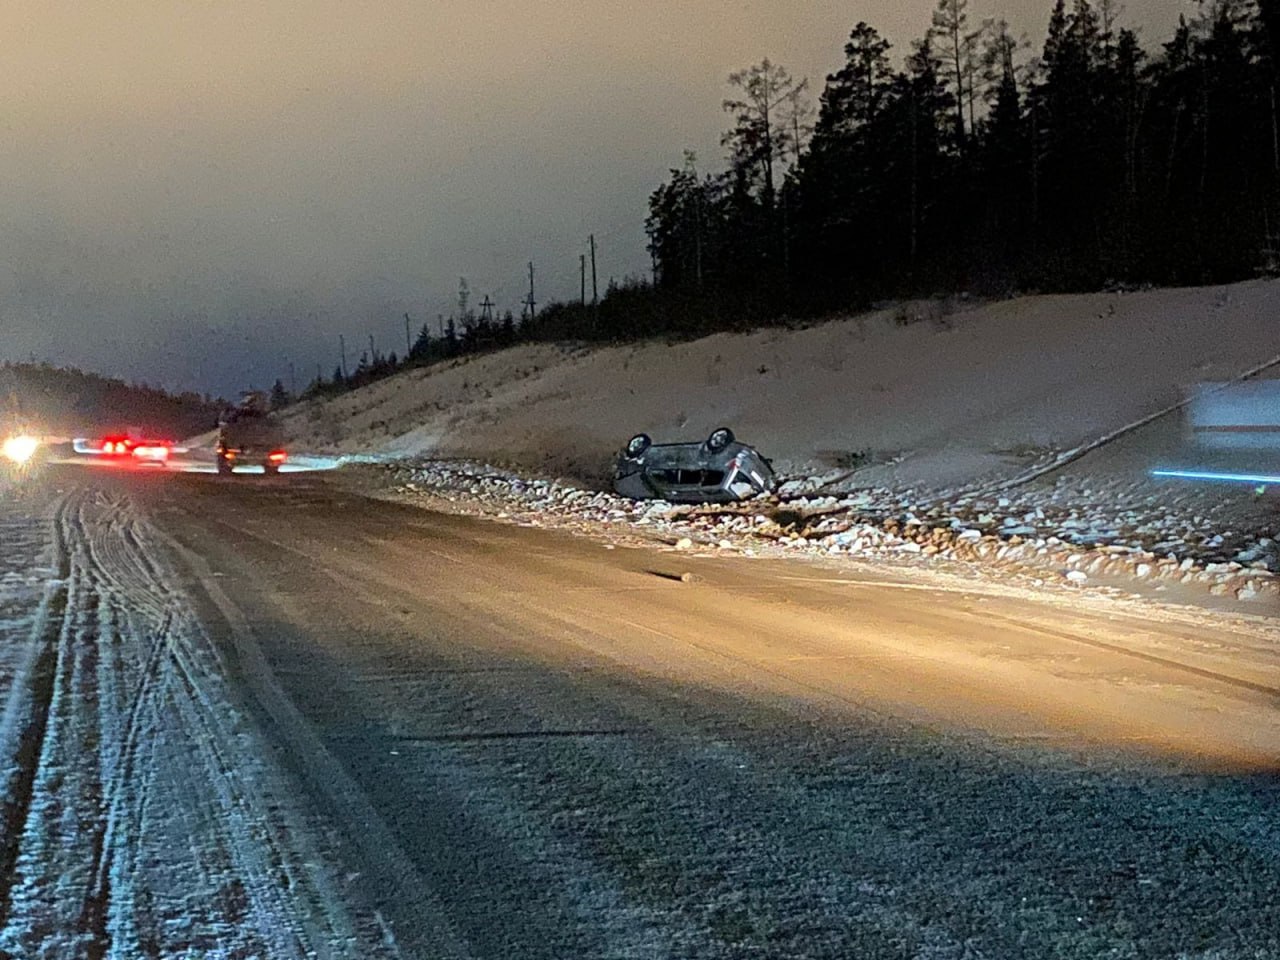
[5, 463, 1280, 958]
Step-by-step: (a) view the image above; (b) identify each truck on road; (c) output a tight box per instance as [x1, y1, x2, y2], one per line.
[216, 394, 287, 475]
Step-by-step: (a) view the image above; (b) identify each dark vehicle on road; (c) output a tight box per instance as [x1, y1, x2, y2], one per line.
[613, 427, 776, 503]
[217, 395, 287, 475]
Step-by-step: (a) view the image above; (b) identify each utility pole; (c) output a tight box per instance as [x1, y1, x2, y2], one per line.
[339, 334, 347, 378]
[589, 234, 598, 307]
[479, 295, 495, 326]
[404, 313, 412, 356]
[580, 253, 587, 305]
[527, 261, 536, 323]
[368, 333, 377, 365]
[288, 362, 296, 395]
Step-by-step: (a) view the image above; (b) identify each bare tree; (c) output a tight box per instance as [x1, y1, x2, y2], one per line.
[932, 0, 981, 149]
[980, 19, 1028, 104]
[782, 82, 816, 167]
[722, 59, 809, 206]
[1098, 0, 1124, 53]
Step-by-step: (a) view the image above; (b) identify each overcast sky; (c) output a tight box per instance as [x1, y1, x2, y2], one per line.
[1, 0, 1187, 396]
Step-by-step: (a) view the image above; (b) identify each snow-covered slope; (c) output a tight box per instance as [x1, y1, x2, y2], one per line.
[278, 280, 1280, 491]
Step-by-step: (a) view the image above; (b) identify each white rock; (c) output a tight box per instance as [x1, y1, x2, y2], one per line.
[674, 537, 693, 550]
[1065, 570, 1088, 583]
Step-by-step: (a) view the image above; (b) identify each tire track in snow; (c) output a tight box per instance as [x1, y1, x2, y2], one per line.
[0, 491, 72, 934]
[0, 490, 140, 958]
[0, 485, 401, 959]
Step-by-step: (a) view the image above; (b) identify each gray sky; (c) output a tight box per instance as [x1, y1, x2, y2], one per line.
[1, 0, 1187, 397]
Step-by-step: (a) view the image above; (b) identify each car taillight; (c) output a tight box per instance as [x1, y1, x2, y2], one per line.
[268, 450, 287, 463]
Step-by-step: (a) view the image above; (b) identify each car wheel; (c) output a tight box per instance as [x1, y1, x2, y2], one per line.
[217, 456, 233, 476]
[626, 433, 652, 458]
[706, 427, 735, 453]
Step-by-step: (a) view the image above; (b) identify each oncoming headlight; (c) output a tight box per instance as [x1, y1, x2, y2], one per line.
[2, 435, 40, 465]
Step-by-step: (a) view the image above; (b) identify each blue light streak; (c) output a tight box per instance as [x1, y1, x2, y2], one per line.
[1151, 468, 1280, 486]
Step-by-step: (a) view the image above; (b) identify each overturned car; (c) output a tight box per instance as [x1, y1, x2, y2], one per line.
[613, 427, 777, 503]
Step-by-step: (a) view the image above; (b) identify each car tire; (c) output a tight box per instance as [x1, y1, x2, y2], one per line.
[706, 427, 735, 453]
[626, 433, 652, 458]
[217, 456, 233, 476]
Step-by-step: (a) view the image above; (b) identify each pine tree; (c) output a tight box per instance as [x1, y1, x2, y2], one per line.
[646, 152, 721, 290]
[979, 20, 1027, 242]
[411, 321, 432, 360]
[813, 23, 895, 147]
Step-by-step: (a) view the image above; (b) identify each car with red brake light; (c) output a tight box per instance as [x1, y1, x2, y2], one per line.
[78, 434, 172, 465]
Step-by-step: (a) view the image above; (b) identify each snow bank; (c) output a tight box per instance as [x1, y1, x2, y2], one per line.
[280, 280, 1280, 492]
[379, 460, 1279, 605]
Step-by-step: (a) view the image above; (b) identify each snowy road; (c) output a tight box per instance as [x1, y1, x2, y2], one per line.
[0, 482, 404, 959]
[4, 466, 1280, 957]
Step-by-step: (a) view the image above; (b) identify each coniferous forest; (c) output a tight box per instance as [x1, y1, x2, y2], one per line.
[643, 0, 1280, 316]
[312, 0, 1280, 397]
[521, 0, 1280, 346]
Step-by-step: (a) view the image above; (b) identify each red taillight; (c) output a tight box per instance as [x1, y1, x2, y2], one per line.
[268, 450, 287, 463]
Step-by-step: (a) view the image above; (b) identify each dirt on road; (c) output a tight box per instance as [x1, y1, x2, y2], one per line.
[3, 464, 1280, 957]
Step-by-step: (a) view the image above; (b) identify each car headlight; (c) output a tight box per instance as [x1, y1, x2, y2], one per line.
[2, 435, 40, 465]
